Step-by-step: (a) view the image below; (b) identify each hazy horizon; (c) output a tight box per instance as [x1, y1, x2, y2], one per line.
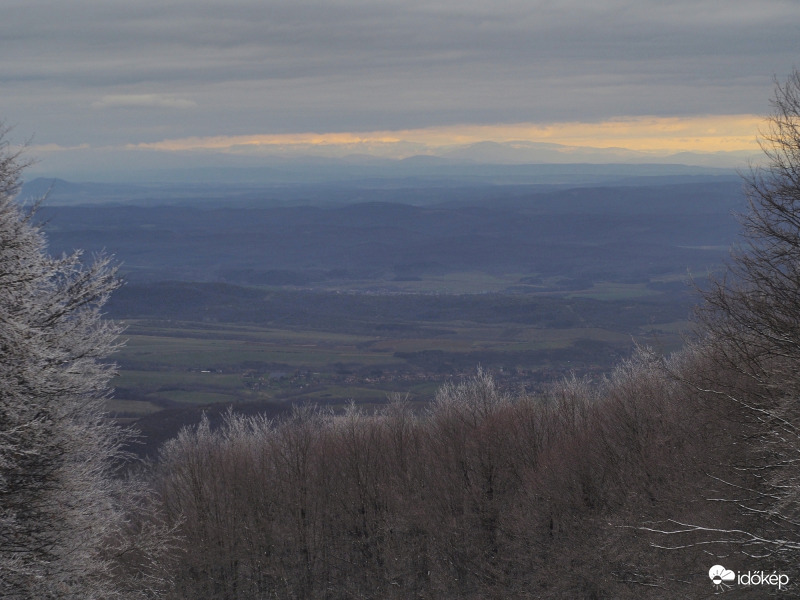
[4, 1, 798, 181]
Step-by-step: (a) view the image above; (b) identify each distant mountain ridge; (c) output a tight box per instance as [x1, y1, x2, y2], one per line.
[22, 160, 739, 206]
[34, 178, 745, 290]
[438, 140, 751, 167]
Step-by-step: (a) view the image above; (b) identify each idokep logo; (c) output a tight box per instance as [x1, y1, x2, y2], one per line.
[708, 564, 790, 592]
[709, 565, 735, 590]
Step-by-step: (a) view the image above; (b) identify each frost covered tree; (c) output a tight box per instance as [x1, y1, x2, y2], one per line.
[700, 70, 800, 398]
[0, 128, 137, 598]
[690, 70, 800, 565]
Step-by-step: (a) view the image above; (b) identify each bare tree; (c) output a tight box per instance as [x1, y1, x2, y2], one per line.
[688, 70, 800, 568]
[0, 127, 157, 598]
[700, 71, 800, 392]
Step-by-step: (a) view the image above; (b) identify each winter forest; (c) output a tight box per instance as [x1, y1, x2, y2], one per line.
[6, 73, 800, 598]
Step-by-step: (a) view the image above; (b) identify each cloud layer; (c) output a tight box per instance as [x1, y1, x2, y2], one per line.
[129, 115, 765, 156]
[2, 0, 797, 175]
[91, 95, 197, 110]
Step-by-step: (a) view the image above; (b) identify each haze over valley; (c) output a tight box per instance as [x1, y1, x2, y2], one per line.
[23, 168, 744, 450]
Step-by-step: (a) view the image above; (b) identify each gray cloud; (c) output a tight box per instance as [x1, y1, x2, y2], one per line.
[91, 94, 197, 109]
[2, 0, 799, 152]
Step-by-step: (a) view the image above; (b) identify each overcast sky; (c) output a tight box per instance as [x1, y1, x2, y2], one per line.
[3, 0, 800, 178]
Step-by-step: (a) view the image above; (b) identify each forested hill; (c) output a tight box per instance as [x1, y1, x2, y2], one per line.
[37, 179, 744, 289]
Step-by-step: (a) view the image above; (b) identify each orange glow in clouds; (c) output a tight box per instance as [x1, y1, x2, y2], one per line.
[131, 114, 765, 157]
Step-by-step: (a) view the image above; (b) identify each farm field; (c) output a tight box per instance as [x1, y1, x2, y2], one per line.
[108, 290, 690, 421]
